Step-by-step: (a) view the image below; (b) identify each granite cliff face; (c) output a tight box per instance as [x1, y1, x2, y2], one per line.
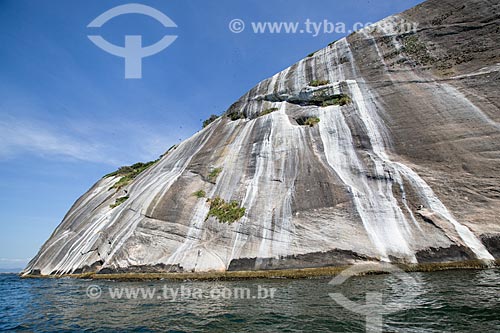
[24, 0, 500, 276]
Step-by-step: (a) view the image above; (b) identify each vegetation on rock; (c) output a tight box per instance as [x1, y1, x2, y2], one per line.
[258, 107, 279, 117]
[207, 167, 223, 183]
[309, 80, 330, 87]
[165, 145, 177, 155]
[321, 94, 352, 107]
[303, 117, 321, 127]
[206, 197, 245, 224]
[106, 160, 160, 190]
[110, 196, 129, 209]
[227, 111, 243, 121]
[296, 116, 321, 127]
[203, 114, 219, 128]
[402, 35, 433, 65]
[193, 190, 206, 198]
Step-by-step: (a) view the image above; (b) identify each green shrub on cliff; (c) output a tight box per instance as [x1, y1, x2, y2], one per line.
[207, 167, 222, 183]
[193, 190, 206, 198]
[203, 114, 219, 128]
[258, 107, 279, 117]
[106, 159, 160, 190]
[227, 111, 243, 121]
[206, 197, 245, 224]
[304, 117, 321, 127]
[309, 80, 330, 87]
[321, 94, 352, 107]
[110, 196, 129, 209]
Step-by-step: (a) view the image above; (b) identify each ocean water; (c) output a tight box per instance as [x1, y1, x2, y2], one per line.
[1, 269, 499, 332]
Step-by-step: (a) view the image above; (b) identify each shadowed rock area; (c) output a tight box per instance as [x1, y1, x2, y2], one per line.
[24, 0, 500, 276]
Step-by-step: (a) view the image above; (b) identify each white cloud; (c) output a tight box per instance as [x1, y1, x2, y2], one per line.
[0, 118, 119, 164]
[0, 116, 192, 166]
[0, 258, 29, 263]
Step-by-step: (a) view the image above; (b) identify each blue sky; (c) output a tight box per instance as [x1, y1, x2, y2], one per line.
[0, 0, 424, 269]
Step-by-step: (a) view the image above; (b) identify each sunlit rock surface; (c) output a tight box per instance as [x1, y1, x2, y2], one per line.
[24, 0, 500, 275]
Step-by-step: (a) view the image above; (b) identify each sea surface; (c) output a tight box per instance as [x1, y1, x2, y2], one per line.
[1, 268, 499, 332]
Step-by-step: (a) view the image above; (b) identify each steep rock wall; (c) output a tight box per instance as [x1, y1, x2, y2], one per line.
[24, 0, 500, 275]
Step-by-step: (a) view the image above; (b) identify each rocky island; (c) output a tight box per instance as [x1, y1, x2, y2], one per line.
[23, 0, 500, 278]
